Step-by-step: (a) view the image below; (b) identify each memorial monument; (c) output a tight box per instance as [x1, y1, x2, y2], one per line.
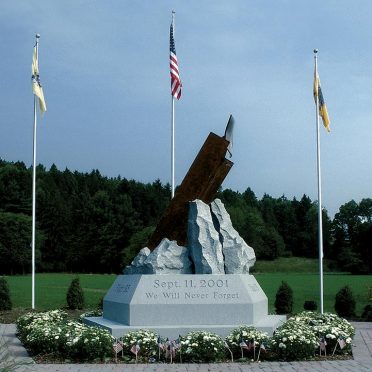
[85, 116, 286, 338]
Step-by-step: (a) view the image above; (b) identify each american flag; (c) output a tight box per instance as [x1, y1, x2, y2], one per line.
[319, 336, 327, 351]
[157, 336, 165, 351]
[239, 339, 249, 350]
[248, 338, 255, 351]
[338, 337, 346, 349]
[130, 342, 140, 355]
[170, 20, 182, 100]
[112, 340, 123, 354]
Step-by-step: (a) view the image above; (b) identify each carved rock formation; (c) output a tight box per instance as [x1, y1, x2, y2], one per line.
[210, 199, 256, 273]
[123, 247, 150, 275]
[187, 199, 225, 274]
[144, 238, 192, 274]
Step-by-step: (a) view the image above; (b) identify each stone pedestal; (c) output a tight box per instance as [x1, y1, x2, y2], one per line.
[85, 274, 285, 338]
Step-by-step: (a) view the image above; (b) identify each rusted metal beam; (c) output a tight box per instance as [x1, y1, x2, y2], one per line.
[147, 132, 233, 249]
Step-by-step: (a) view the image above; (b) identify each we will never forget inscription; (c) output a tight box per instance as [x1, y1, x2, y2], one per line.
[104, 274, 267, 327]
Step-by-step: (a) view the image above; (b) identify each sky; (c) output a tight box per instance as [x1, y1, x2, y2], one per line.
[1, 1, 372, 217]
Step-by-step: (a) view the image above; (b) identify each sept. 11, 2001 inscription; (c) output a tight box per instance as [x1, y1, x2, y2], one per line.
[114, 277, 260, 302]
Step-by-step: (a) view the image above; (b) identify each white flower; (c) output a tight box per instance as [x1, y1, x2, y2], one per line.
[279, 343, 286, 349]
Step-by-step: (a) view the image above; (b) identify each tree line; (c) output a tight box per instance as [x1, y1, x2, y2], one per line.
[0, 159, 371, 274]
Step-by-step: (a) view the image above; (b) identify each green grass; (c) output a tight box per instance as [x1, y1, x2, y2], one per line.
[4, 273, 116, 310]
[255, 273, 372, 315]
[2, 271, 371, 318]
[252, 257, 335, 273]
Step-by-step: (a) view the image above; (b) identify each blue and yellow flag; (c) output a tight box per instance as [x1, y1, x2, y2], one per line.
[32, 45, 47, 114]
[313, 69, 330, 132]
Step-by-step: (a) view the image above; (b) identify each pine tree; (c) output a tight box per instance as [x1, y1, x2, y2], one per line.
[274, 281, 293, 314]
[66, 278, 85, 310]
[334, 285, 356, 318]
[0, 276, 12, 310]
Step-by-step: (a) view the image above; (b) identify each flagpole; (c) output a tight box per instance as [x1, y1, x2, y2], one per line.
[171, 11, 176, 199]
[314, 49, 324, 314]
[31, 34, 40, 309]
[171, 96, 175, 198]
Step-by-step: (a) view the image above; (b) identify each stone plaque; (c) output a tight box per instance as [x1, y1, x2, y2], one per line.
[85, 274, 286, 338]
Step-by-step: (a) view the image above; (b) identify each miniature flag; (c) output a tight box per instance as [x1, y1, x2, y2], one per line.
[157, 336, 165, 351]
[170, 19, 182, 100]
[130, 342, 140, 355]
[112, 340, 123, 354]
[338, 337, 346, 349]
[319, 336, 327, 351]
[32, 45, 47, 114]
[169, 341, 176, 358]
[313, 68, 330, 132]
[260, 343, 267, 352]
[239, 339, 249, 350]
[173, 337, 181, 350]
[248, 338, 255, 351]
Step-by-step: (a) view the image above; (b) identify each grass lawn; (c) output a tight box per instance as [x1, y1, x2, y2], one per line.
[4, 273, 116, 310]
[256, 273, 371, 315]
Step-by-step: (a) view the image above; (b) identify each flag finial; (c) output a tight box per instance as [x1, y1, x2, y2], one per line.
[313, 48, 318, 54]
[36, 34, 40, 39]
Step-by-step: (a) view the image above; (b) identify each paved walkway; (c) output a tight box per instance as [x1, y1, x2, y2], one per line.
[1, 322, 371, 371]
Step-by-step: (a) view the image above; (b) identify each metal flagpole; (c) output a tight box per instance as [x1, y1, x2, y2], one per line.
[171, 96, 175, 198]
[31, 34, 40, 309]
[314, 49, 324, 314]
[171, 11, 176, 199]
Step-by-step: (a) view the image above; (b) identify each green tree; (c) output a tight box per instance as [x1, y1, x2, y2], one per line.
[334, 285, 356, 318]
[0, 212, 43, 274]
[274, 281, 293, 314]
[66, 278, 85, 310]
[0, 277, 12, 310]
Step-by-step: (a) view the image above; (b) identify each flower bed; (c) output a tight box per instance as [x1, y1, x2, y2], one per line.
[15, 310, 354, 363]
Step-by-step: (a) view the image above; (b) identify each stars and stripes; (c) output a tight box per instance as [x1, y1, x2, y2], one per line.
[112, 339, 123, 354]
[319, 336, 327, 351]
[239, 338, 249, 350]
[130, 342, 140, 355]
[337, 337, 346, 349]
[170, 19, 182, 100]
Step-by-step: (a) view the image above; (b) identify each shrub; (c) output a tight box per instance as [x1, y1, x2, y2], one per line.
[225, 325, 269, 358]
[98, 296, 104, 310]
[361, 305, 372, 321]
[120, 329, 158, 359]
[65, 321, 113, 360]
[275, 281, 293, 314]
[180, 331, 226, 362]
[16, 310, 67, 342]
[16, 310, 113, 360]
[66, 278, 85, 310]
[271, 318, 318, 360]
[303, 300, 317, 311]
[0, 277, 12, 310]
[292, 311, 354, 355]
[334, 285, 356, 318]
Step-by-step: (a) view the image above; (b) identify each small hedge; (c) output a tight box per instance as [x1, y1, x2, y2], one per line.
[0, 277, 12, 311]
[66, 278, 85, 310]
[275, 281, 293, 314]
[15, 310, 354, 362]
[334, 286, 356, 318]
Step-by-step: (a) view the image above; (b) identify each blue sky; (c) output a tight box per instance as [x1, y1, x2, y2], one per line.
[1, 1, 372, 217]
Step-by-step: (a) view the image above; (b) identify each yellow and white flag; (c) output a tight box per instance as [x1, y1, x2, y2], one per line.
[32, 46, 47, 114]
[313, 69, 330, 132]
